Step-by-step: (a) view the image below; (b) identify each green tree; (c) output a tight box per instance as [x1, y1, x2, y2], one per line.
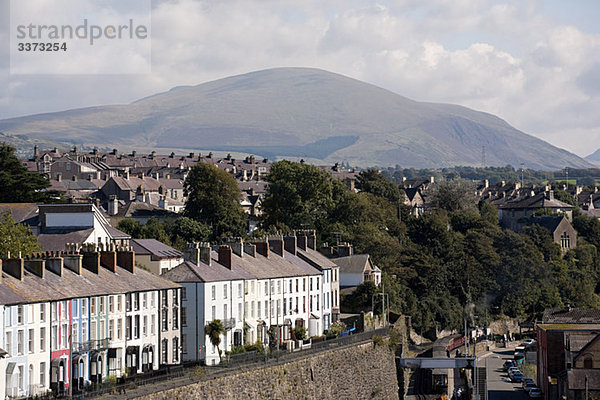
[428, 179, 478, 213]
[356, 169, 404, 203]
[205, 319, 226, 362]
[183, 163, 247, 240]
[0, 143, 60, 202]
[0, 211, 42, 257]
[260, 160, 336, 233]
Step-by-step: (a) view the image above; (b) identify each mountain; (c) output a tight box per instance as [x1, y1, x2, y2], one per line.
[0, 67, 591, 169]
[585, 149, 600, 166]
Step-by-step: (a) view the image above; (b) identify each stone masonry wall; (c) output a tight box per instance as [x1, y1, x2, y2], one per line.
[135, 342, 399, 400]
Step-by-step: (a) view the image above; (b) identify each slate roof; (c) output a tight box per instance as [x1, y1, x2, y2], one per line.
[1, 260, 179, 305]
[162, 256, 254, 283]
[333, 254, 371, 274]
[296, 248, 337, 270]
[37, 228, 94, 251]
[0, 203, 38, 225]
[131, 239, 183, 259]
[0, 284, 28, 306]
[498, 192, 574, 210]
[525, 216, 567, 232]
[543, 308, 600, 324]
[115, 201, 178, 219]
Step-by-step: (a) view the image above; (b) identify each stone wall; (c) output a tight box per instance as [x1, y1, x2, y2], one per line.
[135, 342, 399, 400]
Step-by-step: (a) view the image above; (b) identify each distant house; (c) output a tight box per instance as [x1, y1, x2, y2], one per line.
[131, 239, 184, 275]
[333, 253, 381, 289]
[497, 190, 574, 232]
[403, 187, 425, 216]
[523, 215, 577, 254]
[36, 204, 130, 251]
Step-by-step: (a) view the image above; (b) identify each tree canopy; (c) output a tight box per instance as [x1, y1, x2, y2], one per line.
[0, 211, 42, 258]
[205, 319, 226, 361]
[0, 143, 60, 202]
[183, 162, 247, 240]
[259, 159, 600, 338]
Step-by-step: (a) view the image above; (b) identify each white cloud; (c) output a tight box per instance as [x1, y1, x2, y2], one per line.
[1, 0, 600, 157]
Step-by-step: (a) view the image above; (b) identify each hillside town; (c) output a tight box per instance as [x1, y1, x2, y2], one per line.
[1, 145, 600, 400]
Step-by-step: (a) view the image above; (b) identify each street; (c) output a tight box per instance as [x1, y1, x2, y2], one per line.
[481, 346, 530, 400]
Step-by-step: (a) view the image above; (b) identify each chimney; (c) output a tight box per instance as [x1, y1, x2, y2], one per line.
[117, 247, 135, 273]
[124, 170, 130, 180]
[244, 243, 256, 257]
[3, 258, 24, 280]
[218, 245, 232, 269]
[185, 242, 212, 266]
[72, 175, 77, 182]
[223, 237, 243, 257]
[140, 172, 145, 179]
[112, 148, 118, 155]
[101, 245, 117, 273]
[254, 240, 269, 258]
[56, 173, 62, 182]
[296, 234, 307, 251]
[131, 150, 137, 157]
[24, 259, 46, 278]
[430, 176, 435, 184]
[62, 252, 83, 275]
[82, 244, 100, 274]
[268, 235, 284, 257]
[336, 242, 354, 257]
[158, 196, 168, 210]
[43, 255, 63, 276]
[108, 195, 119, 216]
[284, 235, 297, 256]
[307, 230, 316, 250]
[484, 179, 489, 188]
[151, 151, 156, 159]
[33, 145, 39, 159]
[547, 190, 554, 200]
[189, 152, 194, 158]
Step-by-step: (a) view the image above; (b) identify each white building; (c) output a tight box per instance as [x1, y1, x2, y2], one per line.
[164, 234, 333, 366]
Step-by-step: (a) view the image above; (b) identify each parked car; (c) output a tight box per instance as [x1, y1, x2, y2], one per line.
[523, 381, 537, 393]
[504, 360, 516, 371]
[522, 378, 535, 388]
[529, 388, 542, 398]
[508, 367, 520, 376]
[511, 372, 524, 383]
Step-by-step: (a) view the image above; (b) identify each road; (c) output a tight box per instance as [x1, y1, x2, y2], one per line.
[480, 345, 530, 400]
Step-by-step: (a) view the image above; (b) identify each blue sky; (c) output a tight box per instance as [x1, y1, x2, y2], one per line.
[1, 0, 599, 157]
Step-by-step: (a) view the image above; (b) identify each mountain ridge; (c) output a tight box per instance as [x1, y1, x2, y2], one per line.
[0, 67, 590, 169]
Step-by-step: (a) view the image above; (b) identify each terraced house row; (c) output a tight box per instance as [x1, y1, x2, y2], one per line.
[0, 245, 181, 398]
[163, 231, 341, 366]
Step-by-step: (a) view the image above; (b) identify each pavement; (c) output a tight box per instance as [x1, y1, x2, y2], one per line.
[477, 342, 530, 400]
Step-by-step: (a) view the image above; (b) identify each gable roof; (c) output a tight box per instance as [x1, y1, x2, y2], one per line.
[0, 203, 39, 225]
[333, 254, 371, 274]
[525, 215, 568, 232]
[498, 192, 574, 210]
[162, 255, 255, 283]
[297, 248, 337, 270]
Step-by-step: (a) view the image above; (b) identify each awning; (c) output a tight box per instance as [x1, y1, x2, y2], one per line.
[126, 345, 139, 354]
[0, 348, 8, 358]
[6, 362, 16, 374]
[310, 313, 320, 319]
[283, 318, 292, 326]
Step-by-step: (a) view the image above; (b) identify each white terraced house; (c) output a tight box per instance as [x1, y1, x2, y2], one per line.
[164, 233, 336, 366]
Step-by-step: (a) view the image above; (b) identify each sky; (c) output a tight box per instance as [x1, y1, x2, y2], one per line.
[1, 0, 599, 157]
